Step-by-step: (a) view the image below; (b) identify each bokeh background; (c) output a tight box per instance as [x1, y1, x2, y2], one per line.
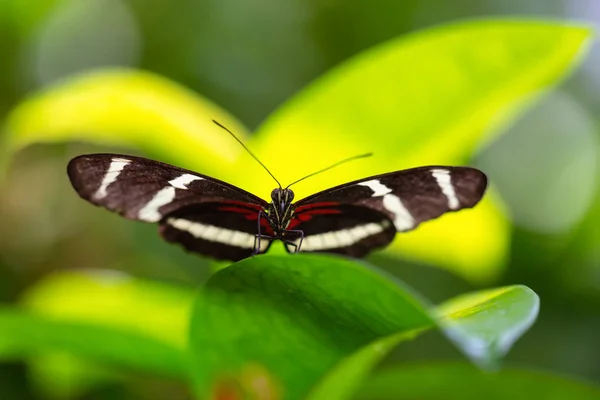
[1, 1, 599, 399]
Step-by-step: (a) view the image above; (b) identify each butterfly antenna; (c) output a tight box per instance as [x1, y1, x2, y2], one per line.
[212, 120, 282, 189]
[286, 152, 373, 189]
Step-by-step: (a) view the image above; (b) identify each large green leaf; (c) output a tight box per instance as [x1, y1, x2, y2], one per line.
[0, 68, 249, 178]
[353, 362, 600, 400]
[243, 20, 593, 282]
[188, 254, 539, 400]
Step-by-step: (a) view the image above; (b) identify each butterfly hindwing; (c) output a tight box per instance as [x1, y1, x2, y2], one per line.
[287, 166, 487, 255]
[285, 204, 396, 257]
[160, 202, 272, 261]
[67, 154, 268, 222]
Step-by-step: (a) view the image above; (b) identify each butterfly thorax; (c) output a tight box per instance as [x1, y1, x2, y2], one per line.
[267, 188, 295, 235]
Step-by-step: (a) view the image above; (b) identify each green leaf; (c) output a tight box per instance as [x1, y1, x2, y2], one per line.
[0, 270, 194, 380]
[0, 270, 195, 397]
[244, 20, 593, 282]
[188, 254, 539, 400]
[435, 285, 539, 370]
[0, 68, 249, 179]
[21, 269, 194, 349]
[353, 362, 600, 400]
[0, 307, 185, 377]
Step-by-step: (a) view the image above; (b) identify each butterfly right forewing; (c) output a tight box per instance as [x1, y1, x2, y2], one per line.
[67, 153, 268, 222]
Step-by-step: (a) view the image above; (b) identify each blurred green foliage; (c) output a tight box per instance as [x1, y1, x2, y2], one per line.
[1, 1, 600, 400]
[354, 362, 600, 400]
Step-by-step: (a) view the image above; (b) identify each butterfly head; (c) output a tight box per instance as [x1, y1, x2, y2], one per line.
[271, 188, 294, 209]
[269, 188, 295, 231]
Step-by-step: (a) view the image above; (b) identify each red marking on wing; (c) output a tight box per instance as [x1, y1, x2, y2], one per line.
[261, 217, 274, 235]
[299, 208, 341, 217]
[218, 201, 266, 221]
[218, 202, 274, 235]
[218, 206, 259, 220]
[294, 201, 339, 213]
[287, 219, 302, 230]
[287, 204, 342, 230]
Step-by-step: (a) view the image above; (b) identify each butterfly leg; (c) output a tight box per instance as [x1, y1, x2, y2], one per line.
[283, 229, 304, 253]
[254, 210, 274, 255]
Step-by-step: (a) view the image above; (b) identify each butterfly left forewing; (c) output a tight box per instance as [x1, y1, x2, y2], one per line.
[287, 166, 487, 255]
[294, 166, 487, 231]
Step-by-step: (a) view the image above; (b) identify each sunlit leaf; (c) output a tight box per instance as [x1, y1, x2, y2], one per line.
[245, 20, 593, 281]
[0, 68, 249, 178]
[188, 254, 539, 400]
[21, 269, 194, 349]
[353, 362, 600, 400]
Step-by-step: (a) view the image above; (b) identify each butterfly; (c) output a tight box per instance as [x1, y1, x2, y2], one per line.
[67, 122, 487, 262]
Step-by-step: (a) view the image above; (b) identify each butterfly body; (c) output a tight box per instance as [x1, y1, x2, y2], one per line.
[266, 188, 296, 236]
[67, 153, 487, 262]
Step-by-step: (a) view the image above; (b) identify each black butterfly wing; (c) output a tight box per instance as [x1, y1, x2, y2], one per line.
[159, 202, 273, 261]
[286, 166, 487, 256]
[68, 154, 271, 260]
[285, 204, 397, 257]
